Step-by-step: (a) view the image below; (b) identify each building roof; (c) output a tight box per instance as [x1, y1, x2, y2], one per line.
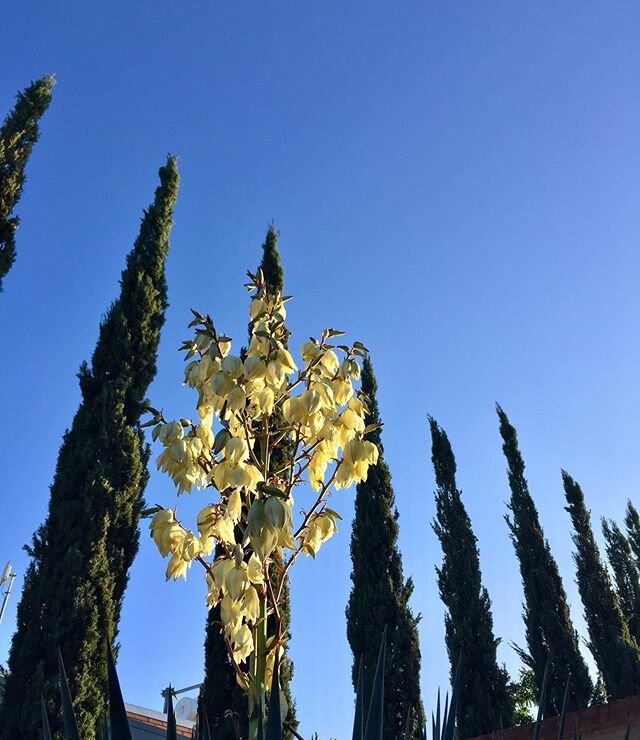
[125, 703, 194, 738]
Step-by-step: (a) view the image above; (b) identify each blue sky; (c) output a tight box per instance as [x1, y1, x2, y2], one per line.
[1, 2, 640, 737]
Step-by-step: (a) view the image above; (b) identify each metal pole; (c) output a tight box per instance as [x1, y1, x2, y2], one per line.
[0, 571, 17, 626]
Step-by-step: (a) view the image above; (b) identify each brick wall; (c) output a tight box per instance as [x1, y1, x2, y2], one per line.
[471, 695, 640, 740]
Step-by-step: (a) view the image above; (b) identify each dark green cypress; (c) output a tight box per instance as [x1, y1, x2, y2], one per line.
[346, 358, 424, 738]
[625, 502, 640, 564]
[602, 519, 640, 645]
[0, 158, 179, 739]
[200, 225, 297, 738]
[497, 407, 592, 713]
[562, 471, 640, 700]
[259, 223, 284, 296]
[0, 75, 54, 290]
[200, 604, 244, 739]
[429, 417, 514, 738]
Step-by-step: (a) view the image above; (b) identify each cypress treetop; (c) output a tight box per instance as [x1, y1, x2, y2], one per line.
[0, 157, 179, 739]
[562, 471, 640, 701]
[0, 75, 54, 290]
[430, 417, 514, 738]
[497, 406, 592, 713]
[200, 225, 297, 738]
[625, 501, 640, 564]
[260, 223, 284, 295]
[602, 518, 640, 646]
[346, 357, 424, 738]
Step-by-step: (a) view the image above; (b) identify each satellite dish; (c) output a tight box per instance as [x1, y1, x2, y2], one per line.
[0, 562, 11, 586]
[175, 696, 197, 722]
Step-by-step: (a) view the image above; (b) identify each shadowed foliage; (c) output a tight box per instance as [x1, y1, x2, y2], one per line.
[0, 158, 179, 739]
[347, 358, 424, 737]
[0, 75, 54, 290]
[497, 406, 592, 713]
[430, 417, 514, 738]
[562, 472, 640, 700]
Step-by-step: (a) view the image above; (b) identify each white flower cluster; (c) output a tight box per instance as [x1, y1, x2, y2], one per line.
[148, 269, 378, 675]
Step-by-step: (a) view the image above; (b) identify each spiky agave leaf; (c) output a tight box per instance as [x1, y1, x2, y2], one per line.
[364, 629, 386, 740]
[352, 656, 364, 740]
[443, 655, 462, 740]
[41, 694, 52, 740]
[197, 699, 212, 740]
[557, 675, 571, 740]
[97, 713, 109, 740]
[258, 698, 265, 740]
[403, 706, 413, 739]
[265, 650, 282, 740]
[442, 693, 449, 740]
[107, 644, 133, 740]
[58, 648, 81, 740]
[166, 687, 177, 740]
[533, 660, 550, 740]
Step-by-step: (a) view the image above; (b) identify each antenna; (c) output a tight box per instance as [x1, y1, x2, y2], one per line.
[161, 682, 202, 715]
[0, 561, 17, 627]
[0, 562, 11, 586]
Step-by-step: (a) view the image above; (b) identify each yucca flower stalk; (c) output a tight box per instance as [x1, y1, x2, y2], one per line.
[148, 268, 376, 738]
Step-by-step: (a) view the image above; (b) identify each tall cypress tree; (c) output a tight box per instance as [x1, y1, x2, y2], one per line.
[429, 418, 514, 738]
[497, 407, 592, 713]
[346, 358, 424, 738]
[602, 519, 640, 645]
[200, 225, 297, 738]
[0, 157, 179, 739]
[562, 472, 640, 700]
[625, 501, 640, 564]
[0, 75, 54, 290]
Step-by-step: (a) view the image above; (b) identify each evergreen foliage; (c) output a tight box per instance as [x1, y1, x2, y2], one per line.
[602, 519, 640, 645]
[200, 225, 297, 738]
[200, 603, 245, 739]
[625, 501, 640, 564]
[0, 158, 179, 739]
[497, 407, 592, 713]
[509, 668, 536, 726]
[562, 471, 640, 700]
[429, 418, 514, 738]
[0, 75, 54, 290]
[346, 358, 424, 738]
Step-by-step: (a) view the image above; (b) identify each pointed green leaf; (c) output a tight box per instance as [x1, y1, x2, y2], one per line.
[533, 660, 550, 740]
[198, 700, 212, 740]
[166, 687, 177, 740]
[257, 698, 265, 740]
[57, 648, 81, 740]
[40, 695, 52, 740]
[364, 629, 386, 740]
[403, 706, 413, 739]
[97, 714, 109, 740]
[108, 644, 133, 740]
[352, 656, 364, 740]
[444, 654, 462, 740]
[557, 675, 571, 740]
[442, 693, 449, 740]
[265, 649, 282, 740]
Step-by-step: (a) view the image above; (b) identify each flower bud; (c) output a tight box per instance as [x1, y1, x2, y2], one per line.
[264, 497, 286, 530]
[226, 564, 248, 599]
[246, 500, 265, 538]
[233, 543, 244, 568]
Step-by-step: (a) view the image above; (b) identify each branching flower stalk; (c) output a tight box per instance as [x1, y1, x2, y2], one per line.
[147, 269, 378, 738]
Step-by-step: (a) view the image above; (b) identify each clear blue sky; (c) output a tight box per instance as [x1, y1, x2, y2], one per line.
[1, 2, 640, 737]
